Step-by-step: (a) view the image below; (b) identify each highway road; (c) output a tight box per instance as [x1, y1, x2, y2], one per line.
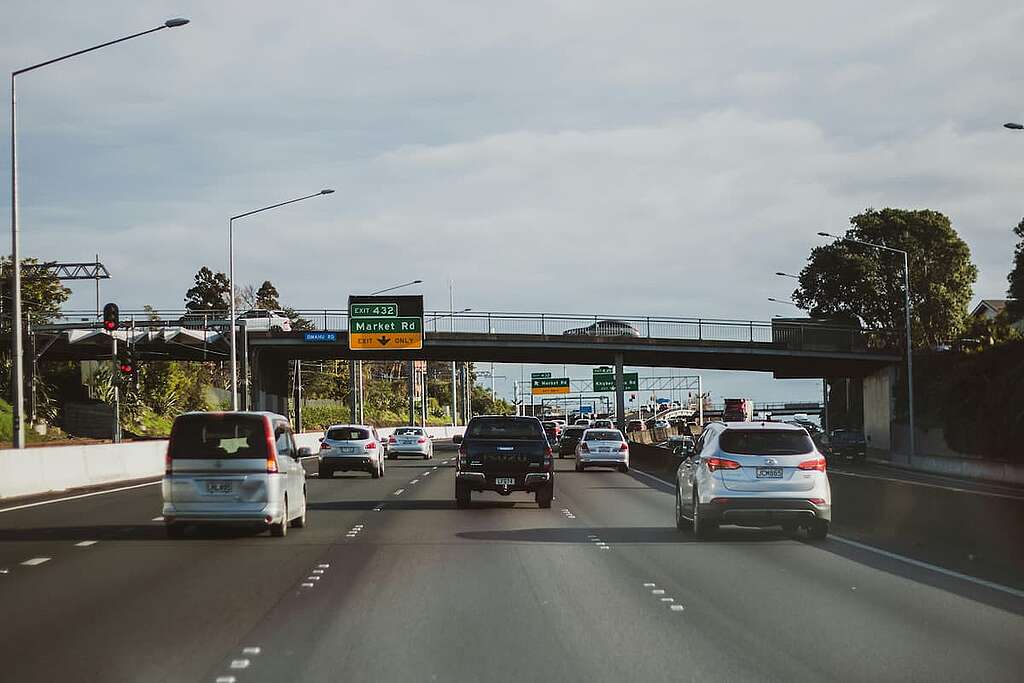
[1, 440, 1022, 682]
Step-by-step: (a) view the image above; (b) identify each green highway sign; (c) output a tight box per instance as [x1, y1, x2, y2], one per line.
[531, 377, 570, 395]
[350, 317, 422, 334]
[348, 295, 424, 350]
[531, 372, 552, 379]
[593, 369, 638, 392]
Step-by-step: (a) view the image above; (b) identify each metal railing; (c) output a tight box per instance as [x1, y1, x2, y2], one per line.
[40, 308, 898, 354]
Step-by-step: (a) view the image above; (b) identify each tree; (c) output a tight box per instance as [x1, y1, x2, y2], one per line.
[184, 266, 230, 312]
[1008, 218, 1024, 319]
[0, 257, 72, 333]
[255, 281, 280, 309]
[793, 208, 977, 349]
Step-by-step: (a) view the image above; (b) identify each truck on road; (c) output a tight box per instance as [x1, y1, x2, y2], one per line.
[723, 398, 753, 422]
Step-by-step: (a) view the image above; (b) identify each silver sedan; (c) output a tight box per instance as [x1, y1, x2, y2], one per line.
[386, 426, 434, 459]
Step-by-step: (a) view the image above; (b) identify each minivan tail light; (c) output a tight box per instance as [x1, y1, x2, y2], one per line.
[798, 457, 826, 472]
[704, 457, 741, 472]
[265, 416, 279, 474]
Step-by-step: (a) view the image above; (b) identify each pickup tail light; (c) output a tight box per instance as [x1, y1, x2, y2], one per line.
[543, 445, 553, 472]
[704, 457, 741, 472]
[164, 443, 173, 475]
[798, 457, 827, 472]
[365, 442, 377, 450]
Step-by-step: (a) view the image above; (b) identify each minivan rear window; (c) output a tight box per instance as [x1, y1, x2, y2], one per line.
[465, 418, 544, 439]
[327, 427, 370, 441]
[719, 430, 814, 456]
[169, 414, 268, 459]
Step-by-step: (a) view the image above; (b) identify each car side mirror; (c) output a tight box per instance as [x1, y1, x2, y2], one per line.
[298, 446, 312, 457]
[452, 434, 463, 444]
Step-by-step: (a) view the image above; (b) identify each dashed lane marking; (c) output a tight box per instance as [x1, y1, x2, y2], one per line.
[393, 489, 405, 496]
[75, 541, 98, 547]
[643, 583, 656, 588]
[410, 479, 420, 485]
[318, 563, 330, 568]
[301, 582, 315, 588]
[21, 557, 50, 566]
[651, 589, 666, 595]
[215, 677, 237, 683]
[229, 659, 250, 669]
[660, 597, 675, 602]
[242, 646, 261, 655]
[670, 604, 685, 612]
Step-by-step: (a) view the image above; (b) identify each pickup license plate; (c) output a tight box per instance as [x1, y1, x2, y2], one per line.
[205, 481, 234, 494]
[756, 467, 783, 479]
[495, 477, 516, 486]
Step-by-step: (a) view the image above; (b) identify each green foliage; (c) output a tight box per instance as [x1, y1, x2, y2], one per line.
[1008, 219, 1024, 319]
[470, 384, 514, 416]
[794, 208, 978, 349]
[960, 312, 1022, 349]
[184, 266, 230, 312]
[0, 257, 72, 332]
[256, 281, 280, 309]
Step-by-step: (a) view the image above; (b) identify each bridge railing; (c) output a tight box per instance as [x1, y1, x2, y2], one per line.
[46, 309, 895, 353]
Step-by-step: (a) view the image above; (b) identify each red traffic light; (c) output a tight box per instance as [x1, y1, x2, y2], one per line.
[104, 320, 117, 331]
[102, 302, 120, 331]
[118, 363, 134, 374]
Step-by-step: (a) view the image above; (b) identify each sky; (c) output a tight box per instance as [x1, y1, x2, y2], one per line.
[3, 1, 1023, 404]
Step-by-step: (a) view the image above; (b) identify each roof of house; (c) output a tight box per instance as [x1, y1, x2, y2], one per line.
[971, 299, 1008, 317]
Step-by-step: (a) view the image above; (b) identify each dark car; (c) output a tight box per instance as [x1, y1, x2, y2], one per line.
[557, 426, 586, 458]
[452, 416, 554, 509]
[826, 429, 867, 462]
[542, 420, 562, 444]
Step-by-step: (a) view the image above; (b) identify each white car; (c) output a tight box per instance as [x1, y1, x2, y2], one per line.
[591, 419, 614, 429]
[318, 424, 386, 478]
[387, 426, 434, 459]
[238, 309, 292, 332]
[675, 421, 831, 540]
[575, 428, 630, 473]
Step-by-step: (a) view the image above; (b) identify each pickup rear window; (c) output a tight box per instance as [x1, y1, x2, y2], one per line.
[169, 414, 268, 459]
[465, 418, 544, 439]
[719, 430, 814, 456]
[327, 427, 370, 441]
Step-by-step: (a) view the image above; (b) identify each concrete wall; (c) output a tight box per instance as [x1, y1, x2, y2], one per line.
[862, 365, 894, 451]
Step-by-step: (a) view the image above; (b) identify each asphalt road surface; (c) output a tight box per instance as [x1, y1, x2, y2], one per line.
[1, 441, 1022, 682]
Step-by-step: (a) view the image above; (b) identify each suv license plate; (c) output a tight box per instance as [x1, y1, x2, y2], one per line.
[495, 477, 516, 486]
[756, 467, 783, 479]
[206, 481, 233, 494]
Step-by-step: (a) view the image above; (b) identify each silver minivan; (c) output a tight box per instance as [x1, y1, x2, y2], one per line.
[162, 411, 309, 538]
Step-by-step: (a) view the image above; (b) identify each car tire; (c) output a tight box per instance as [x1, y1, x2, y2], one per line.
[675, 486, 688, 531]
[536, 484, 554, 509]
[270, 499, 288, 537]
[617, 464, 629, 474]
[291, 491, 307, 528]
[692, 493, 716, 540]
[166, 523, 186, 539]
[806, 519, 829, 541]
[455, 483, 471, 508]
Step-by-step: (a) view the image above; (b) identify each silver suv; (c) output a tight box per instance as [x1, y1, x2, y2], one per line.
[162, 411, 309, 538]
[674, 421, 831, 539]
[318, 424, 386, 478]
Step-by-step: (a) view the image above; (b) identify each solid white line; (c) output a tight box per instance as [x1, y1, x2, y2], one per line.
[629, 467, 1024, 600]
[829, 535, 1024, 599]
[630, 468, 674, 488]
[75, 541, 98, 547]
[21, 557, 50, 566]
[0, 481, 161, 513]
[393, 489, 405, 495]
[151, 516, 164, 522]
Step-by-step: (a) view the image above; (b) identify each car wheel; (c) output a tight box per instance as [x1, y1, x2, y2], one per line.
[536, 484, 554, 509]
[166, 523, 186, 539]
[455, 483, 471, 508]
[617, 464, 629, 474]
[692, 492, 716, 540]
[805, 519, 829, 541]
[290, 490, 307, 528]
[675, 486, 688, 531]
[270, 499, 288, 537]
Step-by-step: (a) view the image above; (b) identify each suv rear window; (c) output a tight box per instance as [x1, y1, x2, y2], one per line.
[465, 418, 544, 439]
[327, 427, 370, 441]
[169, 414, 268, 459]
[394, 427, 423, 436]
[719, 430, 814, 455]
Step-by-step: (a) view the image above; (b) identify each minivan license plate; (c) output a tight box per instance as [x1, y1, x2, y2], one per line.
[756, 467, 783, 479]
[206, 481, 233, 494]
[495, 477, 515, 486]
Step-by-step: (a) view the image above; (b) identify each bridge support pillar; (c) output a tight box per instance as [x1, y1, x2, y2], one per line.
[349, 360, 357, 423]
[252, 352, 289, 417]
[863, 366, 895, 453]
[407, 360, 415, 426]
[614, 353, 626, 432]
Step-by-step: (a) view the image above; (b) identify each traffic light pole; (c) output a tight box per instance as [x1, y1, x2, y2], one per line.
[111, 334, 121, 444]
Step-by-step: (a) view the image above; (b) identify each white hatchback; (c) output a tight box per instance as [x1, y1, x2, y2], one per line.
[575, 428, 630, 473]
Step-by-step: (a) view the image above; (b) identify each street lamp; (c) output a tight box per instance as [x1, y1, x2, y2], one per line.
[775, 271, 800, 280]
[818, 231, 915, 463]
[9, 18, 190, 447]
[1004, 122, 1024, 130]
[368, 279, 422, 296]
[229, 189, 333, 410]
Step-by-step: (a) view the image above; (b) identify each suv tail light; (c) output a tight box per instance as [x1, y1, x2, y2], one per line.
[798, 457, 826, 472]
[365, 442, 377, 450]
[704, 457, 741, 472]
[580, 442, 590, 453]
[618, 442, 629, 452]
[417, 437, 427, 444]
[543, 445, 553, 472]
[388, 435, 397, 444]
[320, 441, 330, 450]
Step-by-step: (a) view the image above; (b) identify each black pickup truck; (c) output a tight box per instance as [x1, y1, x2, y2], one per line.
[452, 416, 554, 508]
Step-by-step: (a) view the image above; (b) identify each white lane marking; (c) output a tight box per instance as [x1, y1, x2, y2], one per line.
[660, 597, 674, 602]
[312, 569, 325, 574]
[829, 535, 1024, 599]
[216, 677, 237, 683]
[651, 589, 666, 595]
[151, 516, 164, 522]
[301, 582, 315, 588]
[643, 583, 656, 588]
[21, 557, 50, 566]
[242, 646, 261, 655]
[0, 481, 160, 514]
[670, 604, 685, 611]
[306, 576, 320, 581]
[75, 541, 98, 547]
[0, 568, 10, 575]
[410, 479, 419, 485]
[318, 563, 330, 568]
[229, 659, 250, 669]
[393, 489, 405, 495]
[630, 465, 1024, 601]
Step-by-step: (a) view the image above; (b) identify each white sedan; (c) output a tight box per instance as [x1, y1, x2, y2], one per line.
[387, 427, 434, 459]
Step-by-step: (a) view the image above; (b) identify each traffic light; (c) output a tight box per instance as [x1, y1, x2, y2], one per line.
[117, 346, 136, 379]
[103, 302, 119, 331]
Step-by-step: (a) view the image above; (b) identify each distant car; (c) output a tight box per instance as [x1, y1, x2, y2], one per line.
[562, 319, 641, 337]
[653, 419, 670, 429]
[542, 421, 562, 443]
[825, 429, 866, 463]
[574, 419, 592, 427]
[674, 421, 831, 540]
[162, 411, 309, 538]
[387, 426, 433, 460]
[558, 426, 587, 458]
[575, 429, 630, 473]
[238, 309, 292, 332]
[625, 419, 645, 433]
[591, 419, 614, 429]
[318, 424, 386, 478]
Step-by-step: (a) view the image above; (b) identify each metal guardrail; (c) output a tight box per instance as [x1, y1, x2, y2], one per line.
[39, 308, 897, 353]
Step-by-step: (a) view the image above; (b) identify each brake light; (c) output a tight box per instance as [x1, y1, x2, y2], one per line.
[388, 435, 397, 443]
[264, 417, 279, 474]
[320, 441, 330, 450]
[365, 442, 377, 450]
[543, 445, 553, 472]
[808, 498, 827, 505]
[704, 457, 741, 471]
[580, 442, 590, 453]
[618, 442, 628, 452]
[164, 444, 173, 475]
[417, 437, 426, 444]
[798, 457, 826, 472]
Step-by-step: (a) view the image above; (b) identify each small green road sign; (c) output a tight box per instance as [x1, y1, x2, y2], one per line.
[593, 370, 638, 392]
[350, 317, 423, 334]
[348, 295, 424, 350]
[531, 372, 552, 379]
[531, 377, 570, 395]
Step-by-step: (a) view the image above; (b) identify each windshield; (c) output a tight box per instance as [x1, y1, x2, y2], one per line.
[169, 414, 268, 459]
[719, 430, 814, 456]
[326, 427, 370, 441]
